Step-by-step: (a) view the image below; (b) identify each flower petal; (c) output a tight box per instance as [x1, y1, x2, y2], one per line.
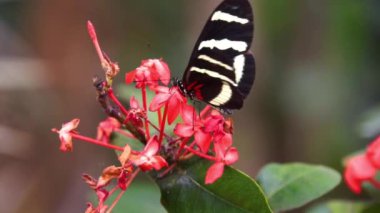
[204, 114, 224, 133]
[367, 136, 380, 168]
[224, 147, 239, 165]
[152, 85, 169, 94]
[150, 93, 170, 111]
[97, 165, 122, 188]
[151, 155, 168, 170]
[118, 145, 131, 166]
[61, 118, 80, 132]
[220, 133, 233, 149]
[167, 96, 181, 124]
[96, 188, 109, 206]
[174, 123, 194, 137]
[205, 162, 225, 184]
[96, 117, 120, 142]
[181, 104, 196, 124]
[344, 167, 362, 194]
[344, 154, 376, 194]
[143, 136, 159, 157]
[194, 130, 212, 153]
[59, 134, 73, 152]
[130, 96, 141, 109]
[213, 142, 225, 160]
[347, 154, 376, 180]
[154, 60, 171, 85]
[125, 70, 136, 84]
[82, 174, 97, 189]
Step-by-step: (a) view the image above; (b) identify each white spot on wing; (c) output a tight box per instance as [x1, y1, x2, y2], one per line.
[210, 82, 232, 106]
[190, 66, 237, 86]
[211, 11, 249, 24]
[233, 55, 245, 83]
[198, 39, 247, 52]
[198, 55, 233, 71]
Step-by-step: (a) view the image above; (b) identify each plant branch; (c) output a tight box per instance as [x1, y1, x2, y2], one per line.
[93, 76, 147, 144]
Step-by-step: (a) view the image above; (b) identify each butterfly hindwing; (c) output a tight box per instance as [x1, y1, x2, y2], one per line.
[182, 0, 254, 112]
[236, 52, 255, 98]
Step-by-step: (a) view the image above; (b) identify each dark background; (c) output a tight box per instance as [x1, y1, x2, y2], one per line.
[1, 0, 380, 212]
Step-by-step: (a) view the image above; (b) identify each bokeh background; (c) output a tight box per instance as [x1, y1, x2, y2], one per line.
[1, 0, 380, 212]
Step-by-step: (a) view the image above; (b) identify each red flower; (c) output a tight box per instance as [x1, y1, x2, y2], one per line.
[130, 136, 168, 171]
[174, 104, 212, 153]
[126, 96, 145, 127]
[125, 59, 170, 88]
[204, 110, 229, 142]
[344, 154, 377, 194]
[150, 86, 187, 124]
[367, 136, 380, 168]
[205, 134, 238, 184]
[97, 117, 121, 143]
[141, 59, 171, 85]
[52, 118, 80, 152]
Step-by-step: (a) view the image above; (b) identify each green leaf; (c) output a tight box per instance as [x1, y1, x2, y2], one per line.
[363, 203, 380, 213]
[257, 163, 341, 212]
[307, 200, 380, 213]
[306, 200, 366, 213]
[156, 158, 272, 213]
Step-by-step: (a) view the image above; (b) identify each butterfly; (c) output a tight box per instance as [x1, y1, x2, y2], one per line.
[177, 0, 255, 114]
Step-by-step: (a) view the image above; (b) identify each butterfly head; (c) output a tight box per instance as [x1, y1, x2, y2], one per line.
[174, 78, 196, 100]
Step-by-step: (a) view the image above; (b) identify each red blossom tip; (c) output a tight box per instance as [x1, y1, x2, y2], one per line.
[87, 21, 97, 42]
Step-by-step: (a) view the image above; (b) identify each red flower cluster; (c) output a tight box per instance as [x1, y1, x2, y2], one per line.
[52, 21, 240, 212]
[344, 136, 380, 194]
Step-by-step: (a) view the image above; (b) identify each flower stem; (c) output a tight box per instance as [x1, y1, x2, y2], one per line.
[108, 89, 129, 115]
[184, 145, 217, 161]
[158, 102, 169, 146]
[175, 138, 190, 159]
[158, 163, 177, 178]
[114, 129, 136, 139]
[157, 108, 162, 126]
[108, 185, 119, 197]
[179, 140, 195, 157]
[106, 189, 125, 213]
[71, 134, 124, 151]
[141, 85, 151, 140]
[106, 169, 140, 213]
[147, 120, 169, 138]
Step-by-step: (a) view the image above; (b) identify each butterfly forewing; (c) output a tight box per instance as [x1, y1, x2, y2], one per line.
[182, 0, 255, 112]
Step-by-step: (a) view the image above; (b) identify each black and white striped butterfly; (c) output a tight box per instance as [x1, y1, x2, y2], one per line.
[177, 0, 255, 114]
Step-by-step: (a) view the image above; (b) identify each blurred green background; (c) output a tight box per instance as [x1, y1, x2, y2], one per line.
[1, 0, 380, 212]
